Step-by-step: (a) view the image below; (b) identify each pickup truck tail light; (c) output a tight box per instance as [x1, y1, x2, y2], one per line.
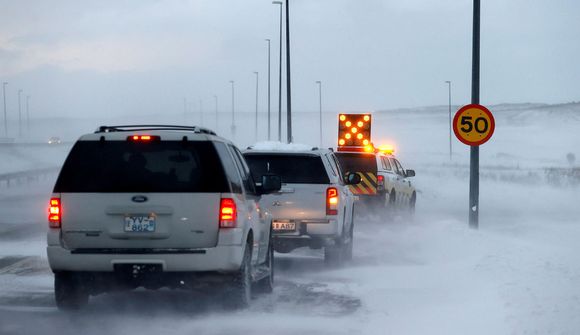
[219, 198, 237, 228]
[377, 175, 384, 190]
[48, 197, 61, 228]
[326, 187, 338, 215]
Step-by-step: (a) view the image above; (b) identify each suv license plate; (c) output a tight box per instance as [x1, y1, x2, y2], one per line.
[124, 216, 156, 232]
[273, 221, 296, 232]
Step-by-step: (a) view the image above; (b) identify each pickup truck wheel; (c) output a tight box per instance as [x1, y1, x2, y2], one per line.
[384, 190, 396, 221]
[343, 219, 354, 262]
[405, 192, 417, 221]
[324, 225, 347, 266]
[54, 272, 89, 310]
[254, 238, 274, 294]
[324, 244, 343, 266]
[225, 243, 252, 309]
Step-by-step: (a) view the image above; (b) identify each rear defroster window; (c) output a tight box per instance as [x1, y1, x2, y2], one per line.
[54, 141, 229, 192]
[244, 154, 330, 184]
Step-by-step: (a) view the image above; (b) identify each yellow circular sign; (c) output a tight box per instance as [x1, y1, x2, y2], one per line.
[453, 104, 495, 146]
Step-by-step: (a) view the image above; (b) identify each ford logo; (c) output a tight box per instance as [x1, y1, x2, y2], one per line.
[132, 195, 148, 203]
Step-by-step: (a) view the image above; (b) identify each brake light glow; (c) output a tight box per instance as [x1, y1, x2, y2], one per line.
[128, 135, 158, 142]
[326, 187, 338, 215]
[48, 197, 61, 228]
[219, 198, 237, 228]
[377, 175, 384, 188]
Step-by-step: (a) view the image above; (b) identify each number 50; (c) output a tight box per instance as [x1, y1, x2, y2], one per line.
[460, 116, 489, 134]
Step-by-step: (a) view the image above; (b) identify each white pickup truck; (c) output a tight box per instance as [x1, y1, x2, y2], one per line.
[243, 147, 360, 265]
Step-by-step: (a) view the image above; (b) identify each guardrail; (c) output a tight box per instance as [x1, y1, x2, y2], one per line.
[0, 167, 60, 188]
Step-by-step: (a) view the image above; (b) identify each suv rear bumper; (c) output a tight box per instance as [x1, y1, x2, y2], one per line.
[47, 228, 246, 272]
[47, 245, 244, 272]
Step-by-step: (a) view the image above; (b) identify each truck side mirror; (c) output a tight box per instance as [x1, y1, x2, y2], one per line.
[405, 169, 416, 178]
[260, 174, 282, 194]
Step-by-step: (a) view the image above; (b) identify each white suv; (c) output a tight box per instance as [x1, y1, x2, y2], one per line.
[243, 147, 360, 265]
[47, 125, 280, 310]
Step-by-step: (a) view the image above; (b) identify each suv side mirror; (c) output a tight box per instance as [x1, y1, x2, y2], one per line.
[260, 174, 282, 194]
[345, 172, 361, 185]
[405, 169, 416, 178]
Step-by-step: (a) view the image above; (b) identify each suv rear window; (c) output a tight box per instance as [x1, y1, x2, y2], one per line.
[335, 153, 377, 174]
[54, 140, 229, 193]
[244, 154, 330, 184]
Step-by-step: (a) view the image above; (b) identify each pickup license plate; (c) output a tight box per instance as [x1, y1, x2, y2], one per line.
[273, 221, 296, 232]
[124, 216, 156, 232]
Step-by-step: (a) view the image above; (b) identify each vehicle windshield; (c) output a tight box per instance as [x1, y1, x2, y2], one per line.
[335, 153, 377, 174]
[244, 154, 330, 184]
[54, 140, 229, 192]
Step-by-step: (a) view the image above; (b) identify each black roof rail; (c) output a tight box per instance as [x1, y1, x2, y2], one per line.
[95, 125, 217, 136]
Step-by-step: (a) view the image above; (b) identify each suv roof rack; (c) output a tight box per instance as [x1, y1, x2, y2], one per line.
[95, 125, 217, 136]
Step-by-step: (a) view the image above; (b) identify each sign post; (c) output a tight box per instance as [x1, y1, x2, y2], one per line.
[469, 0, 481, 229]
[453, 102, 495, 229]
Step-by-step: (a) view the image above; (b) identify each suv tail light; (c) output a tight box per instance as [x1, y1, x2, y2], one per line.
[48, 197, 61, 228]
[219, 198, 237, 228]
[326, 187, 338, 215]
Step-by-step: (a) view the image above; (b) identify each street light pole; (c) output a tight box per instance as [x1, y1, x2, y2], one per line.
[2, 82, 7, 137]
[199, 99, 203, 126]
[316, 81, 322, 147]
[273, 1, 283, 142]
[445, 81, 452, 160]
[254, 71, 259, 142]
[265, 39, 271, 141]
[285, 0, 292, 143]
[229, 80, 236, 136]
[214, 95, 218, 131]
[17, 89, 22, 138]
[26, 95, 30, 137]
[183, 98, 187, 125]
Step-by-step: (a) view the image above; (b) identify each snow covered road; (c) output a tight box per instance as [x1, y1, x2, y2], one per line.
[1, 170, 579, 335]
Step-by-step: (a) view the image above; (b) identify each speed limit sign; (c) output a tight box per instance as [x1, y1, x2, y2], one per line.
[453, 104, 495, 146]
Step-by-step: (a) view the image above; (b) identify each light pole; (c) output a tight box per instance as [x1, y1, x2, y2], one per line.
[214, 95, 218, 131]
[183, 98, 187, 125]
[26, 95, 30, 137]
[445, 81, 452, 160]
[2, 82, 7, 137]
[265, 39, 271, 141]
[315, 81, 322, 147]
[273, 1, 283, 142]
[253, 71, 259, 142]
[229, 80, 236, 136]
[285, 0, 292, 143]
[17, 89, 22, 138]
[199, 99, 203, 126]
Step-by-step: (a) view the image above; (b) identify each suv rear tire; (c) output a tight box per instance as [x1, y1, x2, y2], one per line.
[54, 272, 89, 310]
[254, 238, 274, 294]
[225, 243, 252, 309]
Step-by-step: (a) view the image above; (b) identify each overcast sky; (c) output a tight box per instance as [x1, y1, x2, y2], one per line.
[0, 0, 578, 119]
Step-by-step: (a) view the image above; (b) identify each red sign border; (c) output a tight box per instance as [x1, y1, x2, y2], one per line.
[453, 104, 495, 146]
